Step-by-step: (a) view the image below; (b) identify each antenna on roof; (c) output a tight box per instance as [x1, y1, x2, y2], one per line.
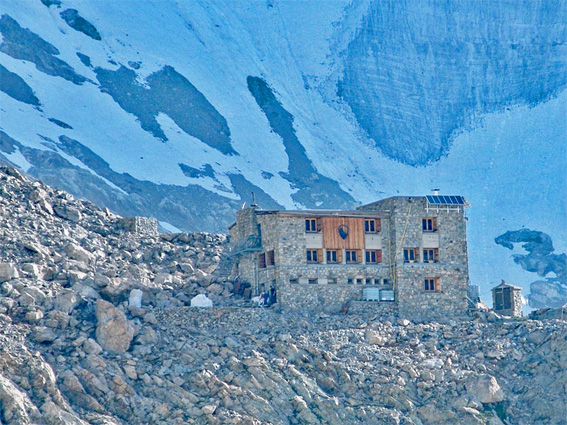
[251, 192, 257, 207]
[432, 188, 440, 195]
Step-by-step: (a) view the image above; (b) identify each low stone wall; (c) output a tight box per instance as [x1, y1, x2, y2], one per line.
[118, 217, 159, 236]
[349, 300, 397, 319]
[278, 283, 363, 314]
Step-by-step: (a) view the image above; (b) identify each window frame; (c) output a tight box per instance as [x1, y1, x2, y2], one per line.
[345, 249, 359, 264]
[305, 218, 320, 233]
[258, 253, 266, 268]
[365, 249, 382, 264]
[306, 249, 320, 263]
[266, 250, 275, 266]
[424, 277, 440, 292]
[326, 249, 339, 264]
[422, 248, 439, 263]
[422, 217, 438, 232]
[403, 248, 419, 263]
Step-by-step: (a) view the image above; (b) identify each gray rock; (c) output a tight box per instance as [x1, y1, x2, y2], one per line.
[95, 300, 135, 353]
[32, 327, 57, 343]
[466, 374, 505, 404]
[63, 243, 92, 263]
[54, 289, 80, 313]
[0, 263, 19, 283]
[53, 204, 82, 222]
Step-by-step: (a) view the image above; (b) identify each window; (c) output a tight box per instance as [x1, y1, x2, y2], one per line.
[305, 218, 319, 233]
[365, 250, 382, 264]
[289, 278, 298, 285]
[326, 249, 339, 264]
[424, 277, 440, 292]
[423, 248, 438, 263]
[308, 278, 318, 285]
[364, 219, 380, 233]
[422, 217, 438, 232]
[346, 250, 359, 263]
[365, 278, 373, 285]
[347, 278, 354, 285]
[306, 249, 320, 263]
[403, 248, 419, 263]
[327, 278, 337, 285]
[383, 278, 390, 286]
[266, 250, 275, 266]
[258, 253, 266, 268]
[356, 278, 364, 285]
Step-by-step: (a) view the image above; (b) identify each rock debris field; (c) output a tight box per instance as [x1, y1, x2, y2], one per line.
[0, 166, 566, 425]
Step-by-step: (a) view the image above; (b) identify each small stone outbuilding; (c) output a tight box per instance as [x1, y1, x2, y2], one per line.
[492, 280, 523, 317]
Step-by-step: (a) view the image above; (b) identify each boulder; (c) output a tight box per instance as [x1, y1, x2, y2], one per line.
[63, 243, 92, 263]
[53, 204, 82, 222]
[95, 300, 135, 353]
[191, 294, 213, 308]
[54, 290, 80, 313]
[0, 374, 41, 423]
[0, 263, 19, 283]
[466, 374, 505, 404]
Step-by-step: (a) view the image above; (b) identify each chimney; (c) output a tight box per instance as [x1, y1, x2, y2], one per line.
[432, 188, 440, 196]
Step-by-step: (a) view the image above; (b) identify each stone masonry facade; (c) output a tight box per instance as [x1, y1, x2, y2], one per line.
[229, 195, 471, 321]
[118, 216, 159, 236]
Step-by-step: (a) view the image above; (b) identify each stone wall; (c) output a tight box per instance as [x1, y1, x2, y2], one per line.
[395, 265, 470, 322]
[349, 300, 397, 318]
[231, 196, 470, 320]
[117, 216, 158, 236]
[360, 197, 470, 321]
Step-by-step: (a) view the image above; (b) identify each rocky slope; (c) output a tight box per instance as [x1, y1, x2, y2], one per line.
[0, 166, 566, 425]
[1, 0, 566, 306]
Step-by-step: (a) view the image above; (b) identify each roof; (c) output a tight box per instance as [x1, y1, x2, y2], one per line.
[254, 209, 389, 218]
[492, 281, 522, 291]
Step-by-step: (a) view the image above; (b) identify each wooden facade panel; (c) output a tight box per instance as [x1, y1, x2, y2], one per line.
[321, 217, 365, 249]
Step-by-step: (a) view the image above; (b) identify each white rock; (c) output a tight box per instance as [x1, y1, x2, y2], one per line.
[191, 294, 213, 308]
[129, 289, 143, 309]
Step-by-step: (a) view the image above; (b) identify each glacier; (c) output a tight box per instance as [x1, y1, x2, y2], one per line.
[0, 0, 565, 305]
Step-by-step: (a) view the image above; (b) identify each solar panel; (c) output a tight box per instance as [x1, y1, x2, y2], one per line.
[426, 195, 465, 205]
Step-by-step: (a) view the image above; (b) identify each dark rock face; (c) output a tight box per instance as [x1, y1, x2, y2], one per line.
[247, 76, 355, 209]
[0, 15, 86, 85]
[496, 229, 567, 308]
[0, 64, 40, 106]
[95, 65, 235, 155]
[339, 0, 567, 165]
[60, 9, 101, 41]
[227, 173, 283, 210]
[178, 163, 216, 179]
